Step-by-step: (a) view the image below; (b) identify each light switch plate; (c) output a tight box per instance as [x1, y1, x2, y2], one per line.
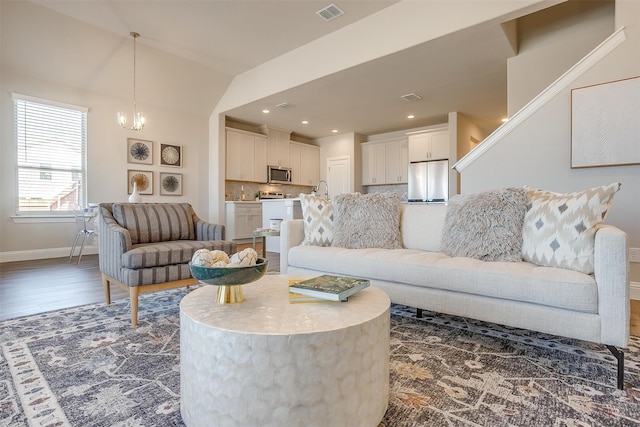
[630, 248, 640, 263]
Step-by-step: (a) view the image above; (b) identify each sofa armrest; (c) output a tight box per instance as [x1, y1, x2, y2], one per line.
[280, 219, 304, 274]
[98, 205, 133, 280]
[594, 224, 629, 347]
[194, 218, 225, 241]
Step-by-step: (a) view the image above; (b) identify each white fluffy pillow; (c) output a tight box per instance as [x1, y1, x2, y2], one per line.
[522, 182, 621, 274]
[331, 192, 403, 249]
[440, 188, 529, 261]
[299, 193, 334, 246]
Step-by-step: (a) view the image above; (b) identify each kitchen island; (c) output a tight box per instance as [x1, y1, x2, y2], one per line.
[261, 198, 302, 253]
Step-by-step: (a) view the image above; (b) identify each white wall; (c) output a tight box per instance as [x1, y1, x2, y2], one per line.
[461, 0, 640, 282]
[507, 0, 614, 115]
[316, 132, 364, 194]
[0, 2, 214, 260]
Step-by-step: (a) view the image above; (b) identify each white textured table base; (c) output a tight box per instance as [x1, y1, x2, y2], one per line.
[180, 275, 390, 427]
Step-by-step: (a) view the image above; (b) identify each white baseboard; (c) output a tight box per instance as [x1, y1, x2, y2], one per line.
[630, 281, 640, 301]
[0, 246, 98, 263]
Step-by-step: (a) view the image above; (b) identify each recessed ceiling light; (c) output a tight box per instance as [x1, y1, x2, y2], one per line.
[501, 117, 509, 122]
[332, 129, 338, 133]
[301, 120, 309, 124]
[262, 109, 270, 114]
[407, 114, 415, 119]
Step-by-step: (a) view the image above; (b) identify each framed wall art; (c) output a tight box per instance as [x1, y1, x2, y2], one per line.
[160, 143, 182, 167]
[128, 170, 154, 195]
[127, 138, 153, 164]
[160, 172, 183, 196]
[571, 76, 640, 168]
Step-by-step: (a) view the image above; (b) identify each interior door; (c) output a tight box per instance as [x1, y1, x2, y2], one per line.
[327, 156, 350, 199]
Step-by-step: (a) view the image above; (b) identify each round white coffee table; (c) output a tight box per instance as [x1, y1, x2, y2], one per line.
[180, 274, 390, 427]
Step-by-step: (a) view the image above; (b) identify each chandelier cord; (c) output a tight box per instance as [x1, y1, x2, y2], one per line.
[132, 32, 139, 124]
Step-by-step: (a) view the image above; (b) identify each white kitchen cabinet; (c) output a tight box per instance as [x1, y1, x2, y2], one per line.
[299, 143, 320, 187]
[253, 135, 267, 183]
[266, 127, 291, 168]
[385, 138, 408, 184]
[362, 142, 386, 185]
[289, 142, 301, 184]
[225, 202, 262, 240]
[226, 128, 267, 183]
[408, 129, 449, 162]
[289, 142, 320, 186]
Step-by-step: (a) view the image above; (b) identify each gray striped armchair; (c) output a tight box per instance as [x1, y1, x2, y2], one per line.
[98, 202, 236, 326]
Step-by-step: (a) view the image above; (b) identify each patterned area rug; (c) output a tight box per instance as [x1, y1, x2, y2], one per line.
[1, 288, 639, 426]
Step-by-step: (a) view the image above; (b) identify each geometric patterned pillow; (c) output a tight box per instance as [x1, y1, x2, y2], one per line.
[299, 193, 334, 246]
[521, 182, 621, 274]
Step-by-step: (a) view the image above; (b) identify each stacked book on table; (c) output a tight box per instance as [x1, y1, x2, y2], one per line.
[289, 275, 370, 303]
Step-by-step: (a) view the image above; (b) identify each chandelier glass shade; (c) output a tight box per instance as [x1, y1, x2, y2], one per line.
[118, 32, 145, 131]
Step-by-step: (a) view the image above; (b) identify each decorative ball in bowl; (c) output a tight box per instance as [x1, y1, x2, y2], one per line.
[189, 258, 268, 287]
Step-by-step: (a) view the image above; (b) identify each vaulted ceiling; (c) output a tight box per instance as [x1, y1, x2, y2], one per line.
[25, 0, 563, 139]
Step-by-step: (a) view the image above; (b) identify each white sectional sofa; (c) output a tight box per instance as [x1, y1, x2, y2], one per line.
[280, 202, 630, 388]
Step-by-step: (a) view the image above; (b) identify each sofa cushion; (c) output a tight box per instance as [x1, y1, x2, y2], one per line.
[400, 204, 448, 252]
[122, 240, 235, 269]
[332, 192, 403, 249]
[522, 183, 620, 274]
[288, 246, 597, 313]
[112, 203, 196, 244]
[440, 188, 529, 262]
[299, 193, 334, 246]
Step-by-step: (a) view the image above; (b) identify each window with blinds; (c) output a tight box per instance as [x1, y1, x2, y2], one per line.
[13, 94, 88, 214]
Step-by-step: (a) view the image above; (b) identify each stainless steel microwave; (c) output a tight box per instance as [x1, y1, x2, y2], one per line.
[267, 165, 292, 184]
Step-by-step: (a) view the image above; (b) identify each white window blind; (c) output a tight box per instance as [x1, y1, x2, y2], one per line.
[13, 93, 88, 214]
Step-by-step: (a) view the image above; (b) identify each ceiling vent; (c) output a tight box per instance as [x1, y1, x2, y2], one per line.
[401, 93, 423, 102]
[276, 101, 295, 109]
[316, 4, 344, 22]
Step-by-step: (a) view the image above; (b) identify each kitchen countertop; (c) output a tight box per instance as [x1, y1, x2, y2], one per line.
[259, 198, 300, 202]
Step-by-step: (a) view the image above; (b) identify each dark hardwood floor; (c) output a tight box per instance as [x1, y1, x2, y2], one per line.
[0, 242, 278, 321]
[1, 249, 639, 339]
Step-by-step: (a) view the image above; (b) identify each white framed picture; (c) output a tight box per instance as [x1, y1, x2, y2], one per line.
[160, 143, 182, 167]
[127, 138, 153, 164]
[160, 172, 182, 196]
[128, 170, 153, 195]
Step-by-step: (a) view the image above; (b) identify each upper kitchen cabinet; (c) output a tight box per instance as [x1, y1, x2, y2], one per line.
[408, 128, 449, 162]
[362, 138, 408, 185]
[385, 138, 408, 184]
[226, 128, 267, 183]
[299, 143, 320, 187]
[362, 142, 386, 185]
[264, 127, 291, 168]
[290, 141, 320, 186]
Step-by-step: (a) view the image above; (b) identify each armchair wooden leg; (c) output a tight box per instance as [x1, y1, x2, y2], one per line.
[102, 274, 112, 305]
[130, 287, 140, 327]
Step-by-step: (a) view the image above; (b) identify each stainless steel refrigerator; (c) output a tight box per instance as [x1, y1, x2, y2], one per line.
[407, 160, 449, 202]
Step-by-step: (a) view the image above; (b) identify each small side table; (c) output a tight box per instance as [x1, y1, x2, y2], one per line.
[252, 229, 280, 258]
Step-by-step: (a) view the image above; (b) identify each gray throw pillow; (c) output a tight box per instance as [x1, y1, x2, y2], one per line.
[440, 187, 529, 261]
[332, 192, 403, 249]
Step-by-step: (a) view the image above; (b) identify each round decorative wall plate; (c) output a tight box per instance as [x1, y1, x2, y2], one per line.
[161, 144, 181, 166]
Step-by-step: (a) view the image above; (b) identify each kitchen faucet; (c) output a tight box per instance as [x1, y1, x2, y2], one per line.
[314, 180, 329, 199]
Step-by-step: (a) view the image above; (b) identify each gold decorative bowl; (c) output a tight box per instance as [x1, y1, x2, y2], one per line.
[189, 258, 268, 304]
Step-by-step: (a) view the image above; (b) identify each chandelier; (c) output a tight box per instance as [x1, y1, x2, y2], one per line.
[117, 32, 146, 131]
